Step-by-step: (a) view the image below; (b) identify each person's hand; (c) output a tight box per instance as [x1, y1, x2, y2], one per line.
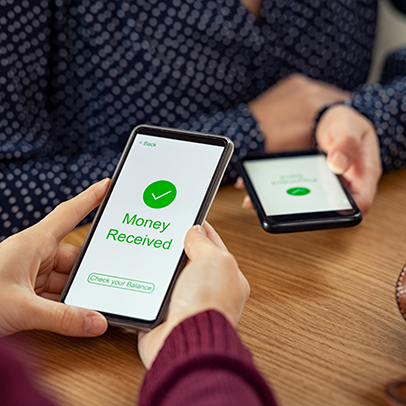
[137, 222, 250, 369]
[249, 73, 350, 151]
[0, 179, 111, 338]
[242, 80, 381, 214]
[316, 104, 382, 214]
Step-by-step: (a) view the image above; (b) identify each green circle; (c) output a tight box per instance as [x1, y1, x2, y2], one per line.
[286, 187, 311, 196]
[143, 180, 177, 209]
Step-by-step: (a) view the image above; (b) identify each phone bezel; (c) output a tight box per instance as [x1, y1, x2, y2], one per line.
[60, 124, 233, 330]
[237, 150, 362, 233]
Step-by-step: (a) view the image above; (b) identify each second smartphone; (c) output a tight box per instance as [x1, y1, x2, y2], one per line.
[238, 150, 362, 233]
[61, 125, 233, 330]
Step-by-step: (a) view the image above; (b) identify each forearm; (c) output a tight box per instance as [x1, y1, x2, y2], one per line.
[139, 310, 278, 406]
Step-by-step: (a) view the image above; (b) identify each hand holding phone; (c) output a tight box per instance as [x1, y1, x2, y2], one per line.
[238, 150, 362, 233]
[137, 222, 250, 369]
[315, 104, 382, 215]
[0, 179, 110, 338]
[61, 125, 233, 330]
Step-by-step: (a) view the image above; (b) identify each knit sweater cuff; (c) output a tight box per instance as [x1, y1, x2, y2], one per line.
[153, 310, 253, 365]
[139, 310, 277, 406]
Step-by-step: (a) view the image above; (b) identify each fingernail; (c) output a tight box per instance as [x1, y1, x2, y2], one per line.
[96, 178, 110, 189]
[195, 225, 207, 235]
[234, 177, 244, 189]
[85, 314, 106, 335]
[242, 195, 251, 209]
[328, 152, 349, 174]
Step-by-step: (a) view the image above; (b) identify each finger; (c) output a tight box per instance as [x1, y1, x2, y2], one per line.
[345, 182, 376, 215]
[202, 222, 228, 251]
[52, 244, 82, 274]
[317, 105, 381, 214]
[26, 296, 107, 337]
[324, 129, 362, 175]
[41, 292, 61, 301]
[242, 194, 254, 209]
[234, 177, 245, 190]
[317, 106, 364, 174]
[326, 137, 361, 175]
[42, 271, 69, 294]
[341, 138, 382, 214]
[184, 225, 222, 260]
[38, 178, 111, 242]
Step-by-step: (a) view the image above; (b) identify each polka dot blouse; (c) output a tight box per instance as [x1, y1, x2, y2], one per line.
[0, 0, 405, 239]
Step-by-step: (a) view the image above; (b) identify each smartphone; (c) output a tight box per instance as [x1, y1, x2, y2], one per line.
[61, 125, 233, 330]
[237, 150, 362, 233]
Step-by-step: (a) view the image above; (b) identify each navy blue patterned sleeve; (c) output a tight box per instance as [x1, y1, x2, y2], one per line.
[0, 0, 380, 239]
[0, 0, 268, 240]
[175, 104, 264, 183]
[342, 48, 406, 172]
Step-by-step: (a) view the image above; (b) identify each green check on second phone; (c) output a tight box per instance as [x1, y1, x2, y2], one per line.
[143, 180, 177, 209]
[286, 187, 311, 196]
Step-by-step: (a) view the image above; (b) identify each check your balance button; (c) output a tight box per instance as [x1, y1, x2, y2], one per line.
[87, 273, 155, 293]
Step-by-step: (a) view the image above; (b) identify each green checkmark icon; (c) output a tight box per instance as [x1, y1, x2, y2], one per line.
[143, 180, 177, 209]
[286, 187, 311, 196]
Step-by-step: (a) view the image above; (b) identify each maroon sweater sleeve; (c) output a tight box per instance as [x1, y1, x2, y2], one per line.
[139, 310, 279, 406]
[0, 344, 55, 406]
[0, 311, 278, 406]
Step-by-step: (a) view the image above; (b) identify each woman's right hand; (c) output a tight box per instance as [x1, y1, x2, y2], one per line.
[315, 104, 382, 214]
[137, 222, 250, 369]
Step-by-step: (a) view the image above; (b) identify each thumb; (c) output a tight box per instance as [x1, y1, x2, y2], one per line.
[326, 137, 361, 175]
[184, 223, 229, 260]
[184, 225, 212, 261]
[26, 296, 108, 337]
[316, 105, 364, 174]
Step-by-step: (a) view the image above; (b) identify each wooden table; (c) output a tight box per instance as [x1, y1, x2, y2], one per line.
[5, 170, 406, 406]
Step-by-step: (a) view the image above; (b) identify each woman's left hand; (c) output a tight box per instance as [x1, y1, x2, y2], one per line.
[0, 179, 110, 338]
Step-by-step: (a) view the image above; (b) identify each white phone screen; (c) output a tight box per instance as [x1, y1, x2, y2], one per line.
[64, 133, 224, 321]
[243, 155, 352, 216]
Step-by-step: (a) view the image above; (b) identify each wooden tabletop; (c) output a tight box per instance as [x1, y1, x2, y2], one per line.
[5, 170, 406, 406]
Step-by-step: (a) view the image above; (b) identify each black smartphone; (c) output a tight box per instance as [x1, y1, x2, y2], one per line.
[237, 150, 362, 233]
[61, 125, 233, 330]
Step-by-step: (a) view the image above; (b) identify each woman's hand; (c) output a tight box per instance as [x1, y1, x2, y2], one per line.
[316, 104, 382, 214]
[242, 74, 382, 214]
[0, 179, 111, 338]
[137, 222, 250, 369]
